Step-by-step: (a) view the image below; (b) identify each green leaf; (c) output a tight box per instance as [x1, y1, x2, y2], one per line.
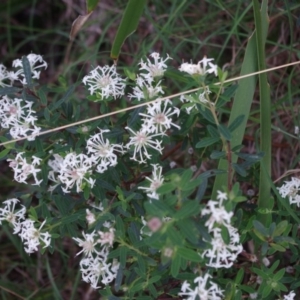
[218, 124, 231, 140]
[221, 225, 230, 244]
[111, 0, 147, 60]
[273, 220, 288, 237]
[179, 169, 193, 186]
[157, 182, 176, 194]
[253, 220, 268, 236]
[0, 148, 10, 159]
[210, 150, 226, 159]
[262, 285, 272, 298]
[235, 268, 244, 284]
[120, 246, 128, 267]
[50, 85, 75, 111]
[0, 87, 21, 95]
[232, 163, 247, 177]
[22, 56, 32, 87]
[177, 247, 201, 262]
[196, 137, 220, 148]
[270, 243, 286, 252]
[171, 255, 181, 277]
[228, 115, 245, 132]
[86, 0, 100, 12]
[116, 215, 125, 237]
[174, 201, 199, 219]
[181, 177, 202, 192]
[273, 268, 285, 281]
[38, 87, 47, 105]
[177, 220, 199, 244]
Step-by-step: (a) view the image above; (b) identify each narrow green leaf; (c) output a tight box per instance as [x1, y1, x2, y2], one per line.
[114, 267, 123, 292]
[196, 137, 220, 148]
[0, 87, 21, 95]
[120, 246, 128, 267]
[218, 124, 231, 141]
[232, 163, 247, 177]
[235, 268, 244, 284]
[22, 56, 32, 87]
[174, 201, 199, 219]
[253, 220, 268, 236]
[270, 243, 286, 252]
[156, 182, 176, 194]
[262, 285, 272, 298]
[179, 169, 193, 187]
[228, 115, 245, 132]
[171, 255, 181, 277]
[273, 220, 288, 237]
[273, 268, 286, 281]
[111, 0, 147, 60]
[177, 220, 199, 244]
[177, 247, 201, 262]
[0, 148, 10, 159]
[210, 150, 226, 159]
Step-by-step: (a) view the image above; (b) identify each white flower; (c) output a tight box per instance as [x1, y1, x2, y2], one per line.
[57, 153, 95, 193]
[125, 126, 164, 163]
[201, 199, 233, 232]
[18, 219, 51, 254]
[202, 227, 243, 269]
[250, 293, 258, 299]
[82, 65, 126, 99]
[128, 76, 164, 101]
[138, 164, 164, 199]
[277, 177, 300, 207]
[0, 64, 14, 87]
[283, 291, 296, 300]
[7, 152, 43, 185]
[180, 87, 213, 114]
[179, 56, 218, 76]
[0, 198, 26, 233]
[73, 231, 100, 257]
[0, 96, 41, 140]
[12, 53, 47, 84]
[139, 52, 171, 82]
[79, 254, 119, 289]
[86, 209, 96, 225]
[98, 228, 115, 247]
[86, 129, 124, 173]
[179, 273, 224, 300]
[139, 99, 180, 133]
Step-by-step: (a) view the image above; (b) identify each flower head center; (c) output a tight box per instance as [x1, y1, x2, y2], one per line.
[98, 75, 111, 88]
[154, 113, 166, 124]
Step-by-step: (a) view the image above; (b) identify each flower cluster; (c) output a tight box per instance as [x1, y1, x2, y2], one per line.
[179, 273, 224, 300]
[138, 164, 164, 199]
[86, 129, 124, 173]
[12, 53, 47, 84]
[201, 191, 243, 268]
[82, 65, 126, 99]
[129, 52, 170, 101]
[0, 96, 41, 140]
[7, 152, 43, 185]
[48, 152, 95, 193]
[179, 56, 218, 76]
[0, 64, 14, 87]
[0, 199, 51, 254]
[73, 217, 119, 289]
[282, 291, 296, 300]
[277, 177, 300, 207]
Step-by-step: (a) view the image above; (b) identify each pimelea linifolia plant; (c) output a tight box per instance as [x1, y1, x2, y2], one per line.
[0, 53, 297, 299]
